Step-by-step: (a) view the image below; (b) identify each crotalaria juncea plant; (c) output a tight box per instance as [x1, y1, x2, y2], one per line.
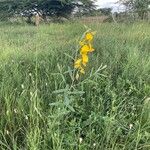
[74, 31, 96, 76]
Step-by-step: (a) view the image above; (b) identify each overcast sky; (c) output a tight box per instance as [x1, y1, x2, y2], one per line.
[95, 0, 125, 12]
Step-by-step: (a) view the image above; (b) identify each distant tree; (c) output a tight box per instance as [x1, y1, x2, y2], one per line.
[119, 0, 150, 19]
[0, 0, 14, 20]
[0, 0, 39, 21]
[76, 0, 96, 16]
[98, 8, 112, 16]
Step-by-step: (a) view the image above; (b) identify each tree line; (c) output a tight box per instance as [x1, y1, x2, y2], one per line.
[0, 0, 149, 23]
[0, 0, 95, 21]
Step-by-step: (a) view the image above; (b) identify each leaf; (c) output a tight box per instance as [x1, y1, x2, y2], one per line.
[49, 102, 61, 106]
[64, 53, 74, 60]
[67, 105, 75, 112]
[53, 89, 67, 94]
[68, 91, 85, 95]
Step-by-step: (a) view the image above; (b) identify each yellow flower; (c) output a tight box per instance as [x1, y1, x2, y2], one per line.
[74, 59, 82, 69]
[85, 32, 93, 41]
[80, 44, 94, 54]
[82, 54, 88, 66]
[74, 30, 96, 75]
[80, 45, 90, 54]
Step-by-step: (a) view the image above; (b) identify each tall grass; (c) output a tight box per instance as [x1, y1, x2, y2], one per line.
[0, 22, 150, 150]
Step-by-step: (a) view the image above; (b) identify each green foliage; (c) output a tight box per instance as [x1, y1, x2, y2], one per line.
[0, 22, 150, 149]
[0, 0, 13, 20]
[119, 0, 150, 19]
[98, 8, 112, 16]
[0, 0, 96, 20]
[133, 0, 150, 19]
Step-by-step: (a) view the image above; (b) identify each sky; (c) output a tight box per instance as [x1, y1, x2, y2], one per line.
[95, 0, 125, 12]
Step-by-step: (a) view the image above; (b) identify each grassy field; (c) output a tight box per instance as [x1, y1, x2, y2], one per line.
[0, 21, 150, 150]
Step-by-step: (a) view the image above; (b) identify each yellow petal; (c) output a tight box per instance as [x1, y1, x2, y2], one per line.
[82, 54, 88, 66]
[74, 59, 82, 69]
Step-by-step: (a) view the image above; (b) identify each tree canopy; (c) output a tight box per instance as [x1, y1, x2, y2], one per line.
[0, 0, 96, 20]
[119, 0, 150, 19]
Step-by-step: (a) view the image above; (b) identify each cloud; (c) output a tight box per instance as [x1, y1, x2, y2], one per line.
[95, 0, 125, 12]
[95, 0, 118, 7]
